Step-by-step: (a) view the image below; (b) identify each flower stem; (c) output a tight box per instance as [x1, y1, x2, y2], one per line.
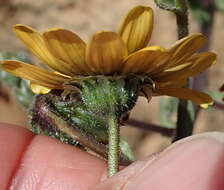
[174, 0, 194, 142]
[176, 8, 189, 38]
[108, 114, 120, 177]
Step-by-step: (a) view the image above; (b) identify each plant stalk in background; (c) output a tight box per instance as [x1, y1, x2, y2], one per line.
[155, 0, 198, 141]
[175, 0, 193, 141]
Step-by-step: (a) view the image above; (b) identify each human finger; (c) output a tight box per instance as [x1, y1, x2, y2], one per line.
[95, 132, 224, 190]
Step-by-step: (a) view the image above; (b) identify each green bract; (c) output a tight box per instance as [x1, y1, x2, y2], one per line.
[30, 76, 139, 165]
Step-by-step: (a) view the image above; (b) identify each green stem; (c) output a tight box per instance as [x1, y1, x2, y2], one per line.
[108, 114, 120, 177]
[175, 100, 194, 141]
[174, 0, 194, 142]
[176, 10, 189, 38]
[175, 0, 188, 38]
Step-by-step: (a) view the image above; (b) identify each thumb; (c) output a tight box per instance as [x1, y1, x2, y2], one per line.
[95, 132, 224, 190]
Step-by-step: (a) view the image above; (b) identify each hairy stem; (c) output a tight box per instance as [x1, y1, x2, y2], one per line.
[108, 115, 120, 177]
[174, 0, 192, 142]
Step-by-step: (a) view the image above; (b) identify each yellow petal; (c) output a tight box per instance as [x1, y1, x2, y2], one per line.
[2, 60, 69, 89]
[168, 33, 207, 67]
[86, 31, 127, 74]
[118, 6, 153, 54]
[153, 52, 216, 82]
[158, 78, 187, 88]
[13, 24, 74, 76]
[30, 82, 51, 94]
[121, 46, 170, 74]
[43, 28, 91, 75]
[157, 87, 213, 108]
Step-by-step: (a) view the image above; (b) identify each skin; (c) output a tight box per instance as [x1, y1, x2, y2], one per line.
[1, 123, 224, 190]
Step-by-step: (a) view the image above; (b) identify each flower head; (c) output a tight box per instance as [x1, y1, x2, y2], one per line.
[1, 6, 216, 108]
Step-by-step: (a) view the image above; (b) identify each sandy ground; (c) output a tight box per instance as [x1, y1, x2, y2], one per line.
[0, 0, 224, 158]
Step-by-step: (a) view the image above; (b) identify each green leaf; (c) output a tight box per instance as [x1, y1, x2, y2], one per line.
[207, 90, 224, 103]
[120, 139, 136, 162]
[0, 52, 35, 107]
[154, 0, 187, 14]
[215, 0, 224, 12]
[188, 0, 213, 24]
[186, 101, 195, 123]
[159, 97, 196, 129]
[159, 97, 178, 128]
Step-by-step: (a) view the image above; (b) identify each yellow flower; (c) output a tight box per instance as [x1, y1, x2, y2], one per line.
[1, 6, 216, 108]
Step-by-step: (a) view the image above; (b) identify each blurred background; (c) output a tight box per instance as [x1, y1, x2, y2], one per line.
[0, 0, 223, 159]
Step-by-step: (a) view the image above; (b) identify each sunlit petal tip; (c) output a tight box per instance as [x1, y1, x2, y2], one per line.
[13, 24, 38, 34]
[175, 33, 207, 45]
[30, 82, 51, 94]
[200, 102, 213, 109]
[211, 54, 217, 65]
[141, 46, 167, 52]
[54, 72, 71, 79]
[95, 30, 108, 34]
[119, 5, 154, 54]
[43, 27, 62, 33]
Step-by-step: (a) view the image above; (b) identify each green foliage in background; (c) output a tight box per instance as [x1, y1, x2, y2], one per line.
[188, 0, 224, 24]
[207, 90, 224, 103]
[159, 97, 177, 128]
[215, 0, 224, 11]
[188, 0, 214, 24]
[154, 0, 187, 14]
[155, 0, 224, 24]
[159, 97, 195, 128]
[0, 52, 34, 107]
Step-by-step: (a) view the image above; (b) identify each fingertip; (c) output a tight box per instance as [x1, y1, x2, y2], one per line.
[10, 134, 107, 189]
[95, 132, 224, 190]
[0, 123, 34, 190]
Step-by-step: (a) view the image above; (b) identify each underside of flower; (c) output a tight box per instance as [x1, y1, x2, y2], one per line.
[30, 76, 148, 165]
[0, 5, 216, 108]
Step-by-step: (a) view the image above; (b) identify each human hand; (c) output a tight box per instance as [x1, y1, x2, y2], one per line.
[0, 123, 224, 190]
